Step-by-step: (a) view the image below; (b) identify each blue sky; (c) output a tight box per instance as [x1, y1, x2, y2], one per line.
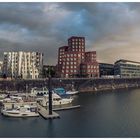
[0, 3, 140, 64]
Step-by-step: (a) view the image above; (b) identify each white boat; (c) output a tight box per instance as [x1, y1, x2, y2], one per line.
[41, 93, 73, 106]
[0, 94, 8, 104]
[0, 94, 7, 99]
[1, 95, 24, 103]
[30, 87, 73, 106]
[1, 105, 39, 117]
[31, 87, 48, 96]
[53, 88, 79, 95]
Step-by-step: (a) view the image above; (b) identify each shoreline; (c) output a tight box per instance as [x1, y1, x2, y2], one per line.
[79, 84, 140, 93]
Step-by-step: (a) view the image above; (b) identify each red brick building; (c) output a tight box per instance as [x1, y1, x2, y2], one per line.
[57, 36, 99, 78]
[80, 51, 99, 77]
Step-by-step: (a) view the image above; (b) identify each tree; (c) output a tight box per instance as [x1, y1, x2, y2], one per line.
[45, 67, 56, 78]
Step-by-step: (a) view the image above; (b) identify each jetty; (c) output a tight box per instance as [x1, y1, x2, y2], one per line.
[37, 103, 60, 119]
[53, 105, 81, 111]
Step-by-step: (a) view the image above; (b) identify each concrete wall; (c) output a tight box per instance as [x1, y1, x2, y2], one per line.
[0, 78, 140, 93]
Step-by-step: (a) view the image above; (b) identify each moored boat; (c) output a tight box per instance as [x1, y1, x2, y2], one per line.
[31, 87, 48, 96]
[41, 93, 73, 106]
[53, 88, 79, 96]
[1, 105, 39, 117]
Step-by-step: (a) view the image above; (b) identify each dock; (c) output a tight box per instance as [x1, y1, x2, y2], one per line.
[53, 105, 81, 111]
[37, 103, 60, 119]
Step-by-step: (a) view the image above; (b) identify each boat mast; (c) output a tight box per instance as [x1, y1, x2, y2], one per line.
[48, 66, 52, 115]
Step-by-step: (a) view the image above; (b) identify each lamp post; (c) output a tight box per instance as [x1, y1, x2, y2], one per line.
[48, 66, 52, 115]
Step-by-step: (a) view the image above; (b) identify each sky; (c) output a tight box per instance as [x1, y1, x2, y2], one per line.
[0, 2, 140, 64]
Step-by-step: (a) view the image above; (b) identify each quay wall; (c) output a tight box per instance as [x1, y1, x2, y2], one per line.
[0, 78, 140, 93]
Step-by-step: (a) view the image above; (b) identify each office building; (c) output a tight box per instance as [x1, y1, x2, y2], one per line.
[99, 63, 114, 77]
[57, 36, 85, 78]
[80, 51, 99, 77]
[114, 59, 140, 78]
[57, 36, 99, 78]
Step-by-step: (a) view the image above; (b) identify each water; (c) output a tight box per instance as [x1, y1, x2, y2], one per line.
[1, 88, 140, 137]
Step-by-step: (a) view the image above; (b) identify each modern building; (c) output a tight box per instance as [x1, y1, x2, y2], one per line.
[57, 36, 99, 78]
[0, 61, 3, 77]
[2, 51, 43, 79]
[114, 59, 140, 78]
[99, 63, 114, 77]
[80, 51, 99, 77]
[57, 36, 85, 78]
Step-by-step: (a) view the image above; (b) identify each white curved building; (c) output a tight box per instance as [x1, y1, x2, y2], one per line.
[2, 51, 43, 79]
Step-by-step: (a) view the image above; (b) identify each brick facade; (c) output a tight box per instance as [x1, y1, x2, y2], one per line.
[57, 36, 99, 78]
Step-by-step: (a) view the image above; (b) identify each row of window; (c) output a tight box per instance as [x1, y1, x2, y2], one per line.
[66, 58, 78, 61]
[59, 49, 65, 53]
[82, 69, 99, 73]
[82, 65, 99, 69]
[71, 39, 84, 42]
[62, 65, 77, 69]
[63, 62, 78, 65]
[62, 69, 77, 73]
[87, 65, 99, 69]
[71, 42, 84, 45]
[59, 58, 78, 62]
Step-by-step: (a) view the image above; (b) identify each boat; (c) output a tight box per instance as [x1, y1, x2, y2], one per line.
[30, 87, 48, 96]
[53, 88, 66, 96]
[0, 94, 8, 104]
[1, 105, 39, 117]
[41, 93, 73, 106]
[0, 94, 7, 99]
[53, 88, 79, 96]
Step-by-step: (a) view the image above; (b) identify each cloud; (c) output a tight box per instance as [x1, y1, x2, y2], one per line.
[0, 3, 139, 64]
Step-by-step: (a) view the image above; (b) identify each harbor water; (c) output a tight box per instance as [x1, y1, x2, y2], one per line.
[1, 88, 140, 137]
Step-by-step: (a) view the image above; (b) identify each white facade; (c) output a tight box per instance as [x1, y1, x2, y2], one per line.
[0, 61, 3, 76]
[3, 51, 43, 79]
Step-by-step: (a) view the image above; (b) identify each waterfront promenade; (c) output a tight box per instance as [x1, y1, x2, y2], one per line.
[0, 77, 140, 93]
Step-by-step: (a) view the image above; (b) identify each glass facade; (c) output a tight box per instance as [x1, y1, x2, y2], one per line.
[99, 63, 114, 77]
[114, 60, 140, 78]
